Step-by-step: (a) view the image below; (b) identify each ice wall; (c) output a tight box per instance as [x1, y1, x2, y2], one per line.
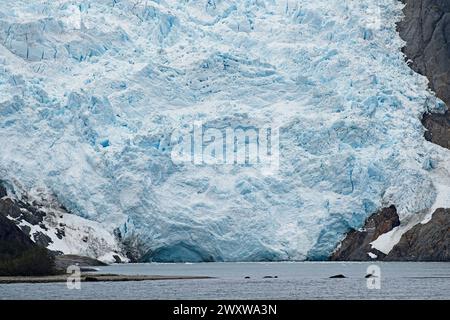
[0, 0, 447, 261]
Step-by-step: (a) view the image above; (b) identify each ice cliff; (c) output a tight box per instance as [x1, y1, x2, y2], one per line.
[0, 0, 449, 261]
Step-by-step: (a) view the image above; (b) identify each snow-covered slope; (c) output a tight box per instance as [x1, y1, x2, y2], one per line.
[0, 183, 126, 263]
[0, 0, 448, 261]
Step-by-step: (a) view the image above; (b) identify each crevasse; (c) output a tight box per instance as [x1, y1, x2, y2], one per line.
[0, 0, 447, 261]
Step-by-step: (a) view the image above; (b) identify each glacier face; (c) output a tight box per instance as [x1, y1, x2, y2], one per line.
[0, 0, 448, 261]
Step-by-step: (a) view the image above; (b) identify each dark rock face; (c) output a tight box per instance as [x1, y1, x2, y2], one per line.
[0, 198, 23, 219]
[0, 213, 57, 276]
[0, 197, 41, 259]
[398, 0, 450, 106]
[0, 189, 53, 248]
[33, 231, 53, 248]
[0, 214, 35, 254]
[399, 1, 450, 147]
[386, 209, 449, 261]
[0, 197, 45, 225]
[1, 182, 120, 262]
[422, 111, 450, 148]
[1, 201, 106, 273]
[0, 184, 6, 198]
[54, 254, 107, 271]
[330, 206, 399, 261]
[331, 206, 449, 261]
[112, 254, 122, 263]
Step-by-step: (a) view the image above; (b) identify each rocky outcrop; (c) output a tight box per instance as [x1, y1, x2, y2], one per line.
[0, 180, 126, 263]
[54, 254, 107, 271]
[386, 209, 449, 261]
[0, 195, 56, 249]
[422, 111, 450, 148]
[399, 0, 450, 146]
[330, 206, 399, 261]
[331, 206, 449, 261]
[399, 1, 450, 146]
[398, 0, 450, 106]
[1, 204, 108, 275]
[0, 211, 57, 276]
[0, 213, 35, 255]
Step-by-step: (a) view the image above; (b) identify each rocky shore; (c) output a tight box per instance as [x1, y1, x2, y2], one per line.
[0, 274, 212, 284]
[54, 255, 107, 271]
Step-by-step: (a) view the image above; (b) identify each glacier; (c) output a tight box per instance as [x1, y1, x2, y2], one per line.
[0, 0, 449, 261]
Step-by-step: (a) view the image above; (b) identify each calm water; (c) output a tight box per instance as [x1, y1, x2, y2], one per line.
[1, 262, 449, 300]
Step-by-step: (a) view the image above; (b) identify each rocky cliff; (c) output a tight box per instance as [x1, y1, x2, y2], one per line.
[331, 206, 449, 261]
[398, 0, 450, 106]
[330, 206, 399, 261]
[387, 208, 449, 261]
[0, 185, 56, 275]
[0, 209, 35, 254]
[1, 183, 112, 274]
[0, 185, 32, 252]
[399, 0, 450, 149]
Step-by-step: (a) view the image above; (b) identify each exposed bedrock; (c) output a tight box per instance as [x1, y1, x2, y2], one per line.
[422, 111, 450, 149]
[0, 191, 57, 249]
[0, 180, 126, 263]
[399, 1, 450, 145]
[331, 207, 449, 261]
[398, 0, 450, 106]
[330, 206, 398, 261]
[0, 208, 56, 276]
[0, 186, 108, 274]
[54, 254, 107, 271]
[386, 209, 449, 261]
[0, 213, 35, 253]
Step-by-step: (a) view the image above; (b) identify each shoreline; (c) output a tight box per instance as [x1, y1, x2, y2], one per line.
[0, 274, 213, 284]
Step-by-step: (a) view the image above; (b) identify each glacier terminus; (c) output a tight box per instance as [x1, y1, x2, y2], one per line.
[0, 0, 449, 262]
